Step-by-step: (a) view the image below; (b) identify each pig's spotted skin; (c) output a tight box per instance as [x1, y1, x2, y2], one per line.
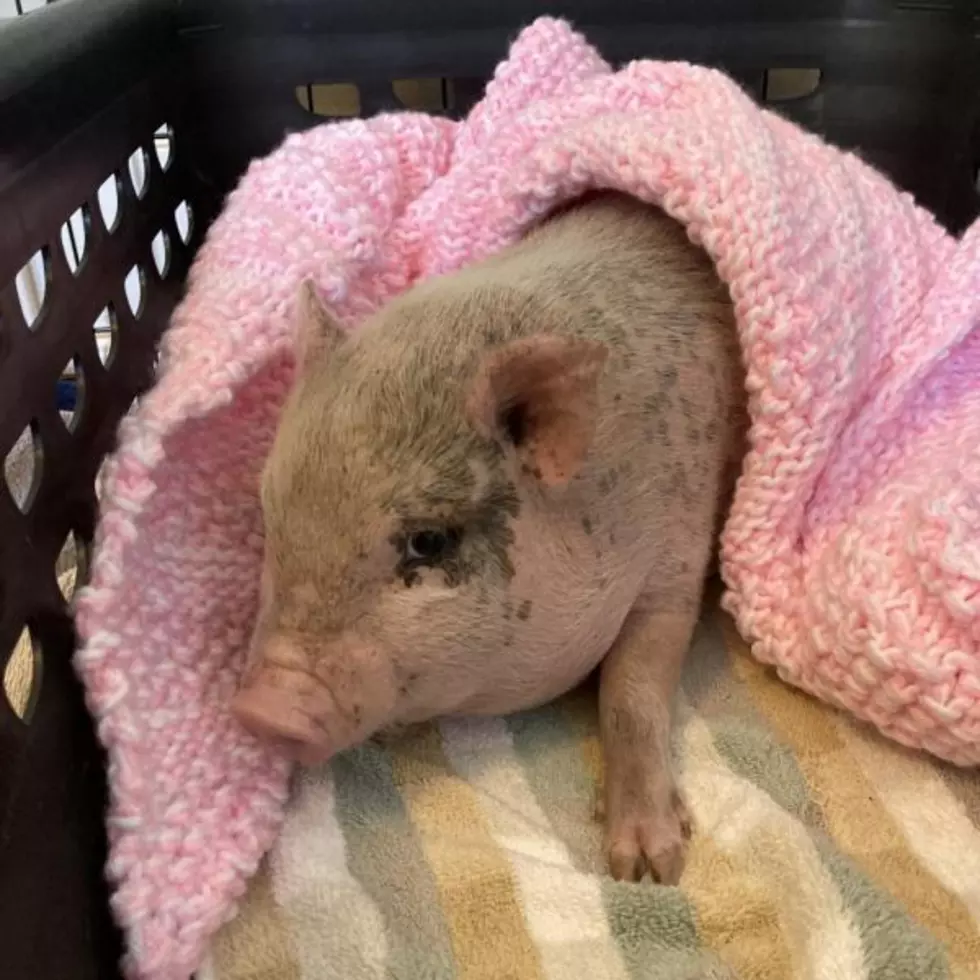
[245, 192, 745, 878]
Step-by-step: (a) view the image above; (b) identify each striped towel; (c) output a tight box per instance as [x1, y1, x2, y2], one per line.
[202, 586, 980, 980]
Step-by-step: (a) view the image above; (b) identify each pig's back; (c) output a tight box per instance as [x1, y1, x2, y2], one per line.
[491, 193, 745, 555]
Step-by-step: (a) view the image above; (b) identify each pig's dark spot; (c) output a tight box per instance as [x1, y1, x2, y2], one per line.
[658, 364, 679, 389]
[598, 470, 621, 495]
[482, 440, 507, 463]
[413, 462, 477, 513]
[657, 418, 670, 444]
[503, 634, 514, 647]
[451, 475, 520, 585]
[582, 516, 594, 536]
[401, 567, 422, 588]
[407, 672, 420, 683]
[352, 704, 363, 724]
[643, 391, 671, 417]
[581, 298, 629, 352]
[679, 394, 695, 421]
[516, 599, 532, 621]
[686, 424, 701, 445]
[398, 684, 409, 696]
[668, 462, 687, 496]
[609, 530, 616, 545]
[613, 394, 622, 404]
[705, 418, 719, 443]
[481, 321, 510, 348]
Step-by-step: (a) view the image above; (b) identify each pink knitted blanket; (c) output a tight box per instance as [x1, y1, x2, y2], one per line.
[73, 17, 980, 980]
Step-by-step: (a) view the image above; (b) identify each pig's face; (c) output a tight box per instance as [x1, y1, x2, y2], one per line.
[231, 281, 608, 763]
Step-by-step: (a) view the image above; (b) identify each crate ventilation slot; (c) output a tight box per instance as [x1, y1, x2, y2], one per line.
[295, 79, 456, 117]
[152, 230, 172, 279]
[14, 249, 50, 330]
[93, 305, 117, 367]
[128, 147, 151, 199]
[3, 421, 43, 513]
[98, 173, 123, 233]
[3, 626, 42, 725]
[56, 531, 86, 601]
[57, 355, 85, 432]
[175, 201, 193, 245]
[60, 206, 90, 276]
[763, 68, 822, 103]
[125, 266, 146, 319]
[155, 123, 175, 171]
[295, 82, 361, 116]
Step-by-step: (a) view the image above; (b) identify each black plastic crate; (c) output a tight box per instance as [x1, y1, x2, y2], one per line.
[0, 2, 977, 978]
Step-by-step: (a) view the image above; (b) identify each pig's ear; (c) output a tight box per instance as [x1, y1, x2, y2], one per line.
[466, 334, 608, 487]
[294, 279, 346, 369]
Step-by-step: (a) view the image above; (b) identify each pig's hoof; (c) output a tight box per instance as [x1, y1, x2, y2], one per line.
[604, 788, 692, 885]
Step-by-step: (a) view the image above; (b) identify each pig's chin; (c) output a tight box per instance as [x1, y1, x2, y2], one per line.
[290, 719, 423, 767]
[283, 739, 336, 768]
[276, 727, 376, 768]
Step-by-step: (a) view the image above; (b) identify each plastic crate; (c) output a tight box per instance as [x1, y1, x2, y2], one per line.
[0, 1, 977, 978]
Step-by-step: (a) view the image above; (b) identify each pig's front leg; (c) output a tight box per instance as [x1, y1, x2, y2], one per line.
[598, 589, 698, 884]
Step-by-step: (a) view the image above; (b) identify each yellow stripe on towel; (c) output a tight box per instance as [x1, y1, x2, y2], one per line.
[723, 619, 980, 974]
[682, 827, 794, 980]
[838, 720, 980, 928]
[392, 724, 545, 980]
[207, 860, 302, 980]
[678, 697, 869, 980]
[440, 715, 631, 980]
[940, 764, 980, 826]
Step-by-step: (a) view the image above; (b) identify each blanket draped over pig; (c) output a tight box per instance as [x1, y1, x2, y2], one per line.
[73, 16, 980, 980]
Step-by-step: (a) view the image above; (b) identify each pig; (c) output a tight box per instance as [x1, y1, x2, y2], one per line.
[231, 191, 746, 884]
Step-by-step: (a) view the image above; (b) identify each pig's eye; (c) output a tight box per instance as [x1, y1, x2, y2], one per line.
[404, 528, 460, 565]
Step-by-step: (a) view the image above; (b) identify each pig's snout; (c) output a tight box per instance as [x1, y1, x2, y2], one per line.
[231, 670, 332, 765]
[231, 634, 390, 765]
